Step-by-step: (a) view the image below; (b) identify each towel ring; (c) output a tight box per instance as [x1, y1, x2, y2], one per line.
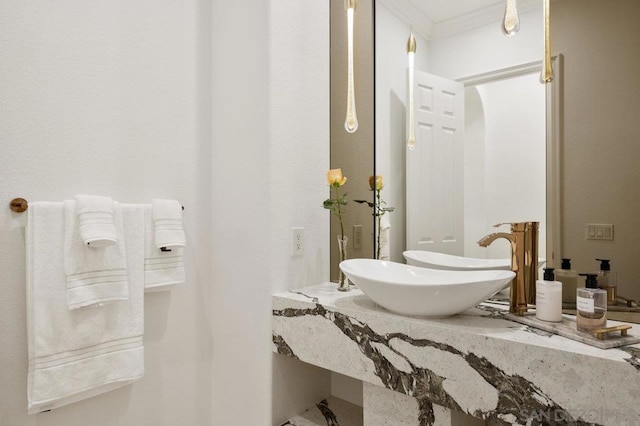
[10, 198, 28, 213]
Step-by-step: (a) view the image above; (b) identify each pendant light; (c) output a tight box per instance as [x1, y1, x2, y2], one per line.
[502, 0, 521, 36]
[406, 28, 417, 150]
[540, 0, 553, 83]
[344, 0, 359, 133]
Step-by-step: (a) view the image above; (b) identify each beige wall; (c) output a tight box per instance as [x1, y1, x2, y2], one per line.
[553, 0, 640, 298]
[330, 0, 375, 280]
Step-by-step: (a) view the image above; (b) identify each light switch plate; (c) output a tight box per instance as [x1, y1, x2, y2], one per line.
[353, 225, 363, 250]
[586, 224, 614, 241]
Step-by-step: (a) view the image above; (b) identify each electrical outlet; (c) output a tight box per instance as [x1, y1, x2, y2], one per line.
[353, 225, 362, 250]
[586, 224, 614, 241]
[292, 227, 304, 255]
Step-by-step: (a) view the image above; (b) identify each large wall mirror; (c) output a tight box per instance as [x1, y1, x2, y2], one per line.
[331, 0, 640, 302]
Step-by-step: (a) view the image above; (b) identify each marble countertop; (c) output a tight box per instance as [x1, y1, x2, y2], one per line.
[272, 283, 640, 425]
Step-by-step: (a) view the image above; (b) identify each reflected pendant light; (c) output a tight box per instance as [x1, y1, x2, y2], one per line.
[540, 0, 554, 83]
[502, 0, 520, 36]
[406, 29, 417, 150]
[344, 0, 359, 133]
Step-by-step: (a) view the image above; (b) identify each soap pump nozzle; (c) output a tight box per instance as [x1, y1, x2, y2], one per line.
[543, 268, 555, 281]
[596, 258, 611, 271]
[579, 273, 599, 289]
[561, 258, 572, 270]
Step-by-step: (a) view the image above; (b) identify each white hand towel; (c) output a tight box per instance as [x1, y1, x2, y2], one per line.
[75, 194, 118, 247]
[378, 214, 391, 261]
[27, 202, 144, 414]
[152, 199, 185, 250]
[144, 205, 185, 292]
[64, 200, 129, 310]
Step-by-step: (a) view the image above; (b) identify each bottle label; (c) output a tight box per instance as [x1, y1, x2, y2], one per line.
[577, 296, 595, 313]
[536, 289, 548, 304]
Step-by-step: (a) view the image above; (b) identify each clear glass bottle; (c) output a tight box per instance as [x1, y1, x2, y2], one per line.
[596, 258, 618, 305]
[576, 274, 607, 331]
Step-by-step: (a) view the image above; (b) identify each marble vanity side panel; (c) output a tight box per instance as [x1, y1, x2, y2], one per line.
[280, 397, 363, 426]
[363, 382, 452, 426]
[273, 286, 640, 426]
[272, 290, 415, 386]
[273, 312, 382, 385]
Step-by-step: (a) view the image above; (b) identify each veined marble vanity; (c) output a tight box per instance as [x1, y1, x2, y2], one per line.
[272, 283, 640, 426]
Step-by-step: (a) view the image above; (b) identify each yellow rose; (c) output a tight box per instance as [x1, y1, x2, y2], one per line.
[327, 168, 347, 187]
[369, 175, 383, 190]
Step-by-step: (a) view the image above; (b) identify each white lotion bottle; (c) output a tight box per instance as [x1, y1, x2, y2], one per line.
[536, 268, 563, 322]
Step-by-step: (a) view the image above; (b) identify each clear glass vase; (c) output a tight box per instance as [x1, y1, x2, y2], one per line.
[337, 236, 349, 291]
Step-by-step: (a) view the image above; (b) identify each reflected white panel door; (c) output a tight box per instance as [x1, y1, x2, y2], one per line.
[406, 71, 464, 255]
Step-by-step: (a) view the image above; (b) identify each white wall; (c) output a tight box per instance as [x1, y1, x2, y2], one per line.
[0, 1, 214, 425]
[1, 1, 331, 425]
[212, 0, 332, 424]
[210, 0, 271, 423]
[269, 0, 332, 424]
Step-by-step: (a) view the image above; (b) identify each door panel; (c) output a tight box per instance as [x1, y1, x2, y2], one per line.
[406, 71, 464, 254]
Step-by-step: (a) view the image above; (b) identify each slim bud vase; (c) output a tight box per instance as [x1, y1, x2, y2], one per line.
[337, 236, 349, 291]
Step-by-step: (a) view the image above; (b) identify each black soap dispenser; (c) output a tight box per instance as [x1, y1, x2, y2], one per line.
[576, 274, 607, 332]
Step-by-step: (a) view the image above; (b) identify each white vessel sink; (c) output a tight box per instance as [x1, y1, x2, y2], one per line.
[339, 259, 515, 317]
[403, 250, 545, 271]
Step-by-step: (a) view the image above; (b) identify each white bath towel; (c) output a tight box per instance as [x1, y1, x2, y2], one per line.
[151, 199, 185, 250]
[378, 214, 391, 261]
[144, 205, 185, 292]
[75, 194, 118, 247]
[64, 200, 129, 310]
[27, 202, 144, 414]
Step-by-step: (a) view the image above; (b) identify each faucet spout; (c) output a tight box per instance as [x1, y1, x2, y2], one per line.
[477, 222, 539, 315]
[477, 232, 515, 247]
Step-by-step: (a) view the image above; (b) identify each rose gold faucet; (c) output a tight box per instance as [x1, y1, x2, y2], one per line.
[478, 222, 539, 315]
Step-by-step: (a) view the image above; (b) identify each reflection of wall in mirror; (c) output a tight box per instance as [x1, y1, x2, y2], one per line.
[331, 0, 375, 281]
[464, 74, 546, 261]
[554, 0, 640, 300]
[375, 3, 429, 263]
[376, 2, 544, 263]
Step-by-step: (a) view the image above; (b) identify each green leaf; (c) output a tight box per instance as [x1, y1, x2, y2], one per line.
[354, 199, 375, 208]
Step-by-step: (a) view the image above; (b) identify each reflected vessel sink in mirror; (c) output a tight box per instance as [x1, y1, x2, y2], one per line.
[403, 250, 545, 271]
[339, 259, 515, 317]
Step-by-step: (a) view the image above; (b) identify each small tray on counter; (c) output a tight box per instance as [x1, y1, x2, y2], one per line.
[503, 312, 640, 349]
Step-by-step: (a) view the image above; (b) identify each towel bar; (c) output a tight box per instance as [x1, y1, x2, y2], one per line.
[9, 198, 184, 213]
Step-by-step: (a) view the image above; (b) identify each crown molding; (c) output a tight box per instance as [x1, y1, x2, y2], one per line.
[431, 0, 542, 40]
[376, 0, 434, 41]
[377, 0, 543, 42]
